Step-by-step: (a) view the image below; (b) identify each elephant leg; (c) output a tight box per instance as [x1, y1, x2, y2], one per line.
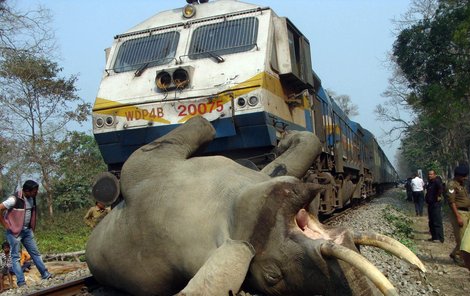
[121, 116, 216, 188]
[176, 240, 255, 296]
[261, 131, 322, 179]
[142, 115, 216, 160]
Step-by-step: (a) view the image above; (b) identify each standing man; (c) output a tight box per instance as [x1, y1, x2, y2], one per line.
[411, 172, 425, 216]
[405, 176, 413, 202]
[0, 180, 53, 287]
[84, 201, 110, 228]
[447, 165, 470, 265]
[424, 170, 444, 242]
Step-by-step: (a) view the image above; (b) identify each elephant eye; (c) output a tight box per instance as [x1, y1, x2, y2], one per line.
[264, 271, 282, 285]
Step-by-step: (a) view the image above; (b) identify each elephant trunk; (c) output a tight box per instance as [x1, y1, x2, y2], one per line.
[261, 131, 321, 178]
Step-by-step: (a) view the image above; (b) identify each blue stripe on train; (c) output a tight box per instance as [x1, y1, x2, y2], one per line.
[95, 112, 308, 166]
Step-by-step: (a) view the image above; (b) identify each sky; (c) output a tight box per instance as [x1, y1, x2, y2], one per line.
[20, 0, 412, 166]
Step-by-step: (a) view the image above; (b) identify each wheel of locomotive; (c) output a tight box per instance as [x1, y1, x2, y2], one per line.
[341, 179, 355, 207]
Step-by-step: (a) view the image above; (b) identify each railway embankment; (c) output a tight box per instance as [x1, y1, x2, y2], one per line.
[2, 188, 469, 295]
[330, 188, 470, 296]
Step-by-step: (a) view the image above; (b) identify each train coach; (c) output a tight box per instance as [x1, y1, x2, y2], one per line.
[91, 0, 399, 215]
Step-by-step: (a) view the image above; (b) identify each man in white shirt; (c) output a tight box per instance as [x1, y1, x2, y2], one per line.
[411, 173, 425, 216]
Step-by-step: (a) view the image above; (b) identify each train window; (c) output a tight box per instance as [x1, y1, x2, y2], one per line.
[113, 31, 180, 73]
[188, 17, 258, 59]
[313, 97, 325, 142]
[348, 128, 354, 160]
[270, 39, 279, 72]
[333, 113, 341, 141]
[287, 30, 300, 76]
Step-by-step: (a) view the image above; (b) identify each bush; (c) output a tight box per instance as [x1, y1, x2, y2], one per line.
[0, 208, 92, 254]
[382, 205, 417, 253]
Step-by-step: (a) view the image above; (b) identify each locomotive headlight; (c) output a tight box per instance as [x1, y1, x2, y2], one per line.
[237, 97, 246, 108]
[156, 71, 172, 90]
[105, 116, 114, 126]
[95, 117, 104, 128]
[173, 68, 190, 89]
[248, 96, 259, 106]
[183, 4, 196, 18]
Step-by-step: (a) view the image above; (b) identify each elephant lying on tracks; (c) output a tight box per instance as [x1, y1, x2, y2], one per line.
[86, 116, 425, 296]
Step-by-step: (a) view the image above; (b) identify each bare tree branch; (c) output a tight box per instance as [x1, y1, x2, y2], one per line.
[391, 0, 439, 34]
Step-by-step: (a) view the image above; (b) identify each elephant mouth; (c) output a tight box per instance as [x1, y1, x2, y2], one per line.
[294, 208, 425, 271]
[293, 208, 426, 296]
[295, 208, 325, 238]
[295, 208, 346, 244]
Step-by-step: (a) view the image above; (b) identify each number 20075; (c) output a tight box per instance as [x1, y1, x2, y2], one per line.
[177, 100, 224, 116]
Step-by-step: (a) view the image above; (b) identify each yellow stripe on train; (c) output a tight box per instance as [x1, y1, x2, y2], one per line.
[93, 98, 171, 124]
[93, 71, 309, 124]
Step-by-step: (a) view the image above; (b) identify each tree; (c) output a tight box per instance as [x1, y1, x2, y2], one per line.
[394, 0, 470, 163]
[376, 0, 439, 143]
[0, 137, 27, 198]
[0, 52, 91, 217]
[375, 61, 415, 143]
[0, 0, 55, 199]
[0, 0, 54, 56]
[390, 0, 438, 33]
[378, 0, 470, 174]
[326, 89, 359, 117]
[51, 132, 107, 212]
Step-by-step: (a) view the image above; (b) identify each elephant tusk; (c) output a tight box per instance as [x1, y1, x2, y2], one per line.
[353, 231, 426, 272]
[320, 241, 399, 296]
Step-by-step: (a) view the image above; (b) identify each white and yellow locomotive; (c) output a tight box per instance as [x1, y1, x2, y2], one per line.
[92, 0, 398, 214]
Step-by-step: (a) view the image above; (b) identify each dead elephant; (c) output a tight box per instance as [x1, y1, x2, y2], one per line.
[86, 116, 425, 296]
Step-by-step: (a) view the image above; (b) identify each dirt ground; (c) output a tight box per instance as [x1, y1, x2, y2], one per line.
[0, 261, 87, 290]
[403, 199, 470, 295]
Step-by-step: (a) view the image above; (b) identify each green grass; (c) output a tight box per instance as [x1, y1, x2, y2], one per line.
[0, 208, 92, 254]
[382, 205, 417, 253]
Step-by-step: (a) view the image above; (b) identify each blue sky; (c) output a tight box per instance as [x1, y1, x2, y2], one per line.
[22, 0, 411, 164]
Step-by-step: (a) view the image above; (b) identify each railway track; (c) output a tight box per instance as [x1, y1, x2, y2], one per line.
[321, 197, 370, 225]
[322, 205, 354, 225]
[26, 276, 98, 296]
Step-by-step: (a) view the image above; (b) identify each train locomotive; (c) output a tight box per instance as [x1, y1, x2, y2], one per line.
[92, 0, 399, 215]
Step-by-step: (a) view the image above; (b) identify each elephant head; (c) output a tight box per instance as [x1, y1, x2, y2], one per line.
[224, 177, 424, 296]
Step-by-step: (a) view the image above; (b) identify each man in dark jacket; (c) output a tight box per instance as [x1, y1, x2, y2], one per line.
[425, 170, 444, 243]
[405, 177, 413, 201]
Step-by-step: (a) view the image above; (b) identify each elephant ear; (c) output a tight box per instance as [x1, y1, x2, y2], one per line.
[176, 239, 255, 296]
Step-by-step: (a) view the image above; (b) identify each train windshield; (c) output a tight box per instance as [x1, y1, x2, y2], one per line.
[188, 17, 258, 59]
[113, 31, 179, 73]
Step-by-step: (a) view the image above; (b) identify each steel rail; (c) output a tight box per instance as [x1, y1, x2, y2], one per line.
[26, 276, 98, 296]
